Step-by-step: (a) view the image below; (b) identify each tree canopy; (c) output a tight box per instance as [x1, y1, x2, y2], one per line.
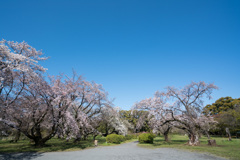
[203, 97, 240, 135]
[203, 97, 240, 115]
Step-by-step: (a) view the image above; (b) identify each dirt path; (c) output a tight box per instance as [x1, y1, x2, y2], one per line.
[0, 141, 227, 160]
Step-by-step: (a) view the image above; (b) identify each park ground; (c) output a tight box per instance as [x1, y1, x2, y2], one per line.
[0, 135, 239, 160]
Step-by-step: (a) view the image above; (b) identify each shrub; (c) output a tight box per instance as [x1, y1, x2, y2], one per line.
[118, 135, 126, 142]
[125, 134, 138, 140]
[132, 134, 138, 139]
[150, 132, 156, 138]
[125, 134, 133, 140]
[106, 134, 125, 144]
[138, 133, 154, 144]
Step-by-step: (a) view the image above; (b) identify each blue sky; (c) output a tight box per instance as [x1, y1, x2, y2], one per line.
[1, 0, 240, 110]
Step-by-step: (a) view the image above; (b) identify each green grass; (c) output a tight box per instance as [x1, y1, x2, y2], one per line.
[138, 134, 240, 160]
[0, 136, 137, 153]
[0, 136, 116, 153]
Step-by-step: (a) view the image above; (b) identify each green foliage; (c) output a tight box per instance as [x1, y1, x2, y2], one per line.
[119, 110, 151, 133]
[106, 134, 125, 144]
[118, 135, 126, 142]
[96, 122, 115, 137]
[105, 133, 138, 144]
[125, 134, 138, 140]
[138, 133, 154, 144]
[215, 104, 240, 135]
[203, 97, 240, 115]
[203, 97, 240, 135]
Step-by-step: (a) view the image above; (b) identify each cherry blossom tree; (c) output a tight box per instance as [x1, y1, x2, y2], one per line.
[97, 106, 132, 136]
[0, 73, 79, 146]
[163, 81, 218, 145]
[133, 81, 218, 146]
[0, 39, 48, 143]
[59, 73, 110, 142]
[0, 39, 47, 86]
[133, 95, 172, 141]
[150, 118, 172, 142]
[0, 39, 47, 109]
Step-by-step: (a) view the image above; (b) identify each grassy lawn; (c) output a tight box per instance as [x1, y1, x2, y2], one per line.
[138, 134, 240, 160]
[0, 136, 118, 153]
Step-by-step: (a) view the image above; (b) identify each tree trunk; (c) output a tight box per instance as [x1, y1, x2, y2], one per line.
[163, 126, 171, 142]
[74, 133, 82, 143]
[29, 124, 57, 147]
[188, 133, 200, 146]
[13, 130, 21, 143]
[104, 124, 109, 137]
[93, 135, 97, 140]
[164, 133, 169, 142]
[208, 139, 216, 146]
[33, 137, 47, 147]
[226, 128, 232, 141]
[34, 140, 46, 147]
[205, 131, 210, 139]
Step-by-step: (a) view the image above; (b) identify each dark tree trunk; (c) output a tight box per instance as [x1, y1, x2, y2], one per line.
[32, 136, 48, 147]
[34, 140, 46, 147]
[102, 133, 107, 137]
[24, 123, 57, 147]
[104, 124, 109, 136]
[164, 133, 169, 142]
[74, 133, 82, 143]
[162, 125, 171, 142]
[13, 130, 21, 143]
[164, 134, 169, 142]
[3, 109, 59, 147]
[93, 135, 97, 140]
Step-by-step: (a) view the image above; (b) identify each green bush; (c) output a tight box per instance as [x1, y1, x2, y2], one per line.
[150, 132, 156, 138]
[138, 133, 154, 144]
[125, 134, 138, 140]
[106, 134, 125, 144]
[125, 135, 133, 140]
[118, 135, 126, 142]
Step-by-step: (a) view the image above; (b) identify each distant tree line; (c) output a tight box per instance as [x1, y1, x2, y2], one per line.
[203, 97, 240, 136]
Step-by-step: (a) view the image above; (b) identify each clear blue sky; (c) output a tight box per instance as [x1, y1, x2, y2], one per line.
[1, 0, 240, 110]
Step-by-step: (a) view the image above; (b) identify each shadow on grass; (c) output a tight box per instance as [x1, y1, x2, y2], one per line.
[0, 141, 91, 153]
[0, 152, 43, 160]
[0, 137, 106, 153]
[43, 141, 93, 151]
[152, 138, 188, 146]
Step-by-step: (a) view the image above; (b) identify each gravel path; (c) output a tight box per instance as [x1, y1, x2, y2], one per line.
[0, 141, 227, 160]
